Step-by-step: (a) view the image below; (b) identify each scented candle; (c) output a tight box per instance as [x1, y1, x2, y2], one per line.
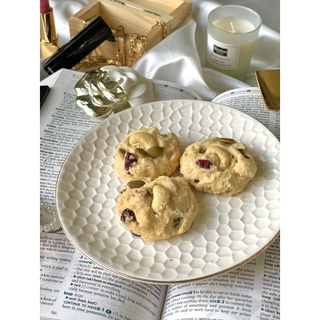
[207, 5, 262, 80]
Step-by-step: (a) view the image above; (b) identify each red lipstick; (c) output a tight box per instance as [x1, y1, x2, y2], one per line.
[40, 0, 58, 59]
[40, 0, 51, 14]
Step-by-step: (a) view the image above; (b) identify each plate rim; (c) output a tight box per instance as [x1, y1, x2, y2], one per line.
[56, 99, 280, 284]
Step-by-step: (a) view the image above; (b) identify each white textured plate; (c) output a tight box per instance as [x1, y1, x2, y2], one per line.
[56, 100, 280, 284]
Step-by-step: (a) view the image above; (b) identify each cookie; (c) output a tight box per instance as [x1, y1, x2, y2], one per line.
[180, 137, 257, 195]
[114, 127, 180, 181]
[117, 176, 198, 241]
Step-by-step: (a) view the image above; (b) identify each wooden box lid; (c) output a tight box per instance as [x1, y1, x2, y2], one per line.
[68, 0, 192, 67]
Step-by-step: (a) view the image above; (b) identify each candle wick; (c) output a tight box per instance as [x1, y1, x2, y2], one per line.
[230, 21, 236, 33]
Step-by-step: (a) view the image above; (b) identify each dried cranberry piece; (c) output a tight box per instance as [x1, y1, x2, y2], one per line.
[124, 152, 137, 173]
[120, 208, 137, 223]
[196, 159, 213, 169]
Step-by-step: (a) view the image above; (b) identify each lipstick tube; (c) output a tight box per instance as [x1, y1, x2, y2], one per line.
[40, 1, 58, 59]
[42, 16, 114, 75]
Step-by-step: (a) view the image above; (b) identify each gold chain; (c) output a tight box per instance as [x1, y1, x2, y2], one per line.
[115, 25, 126, 66]
[128, 33, 148, 67]
[152, 19, 168, 38]
[73, 16, 163, 68]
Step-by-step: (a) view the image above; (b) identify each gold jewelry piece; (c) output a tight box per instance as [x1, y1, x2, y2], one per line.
[116, 25, 126, 66]
[71, 15, 164, 69]
[128, 33, 148, 67]
[152, 19, 168, 38]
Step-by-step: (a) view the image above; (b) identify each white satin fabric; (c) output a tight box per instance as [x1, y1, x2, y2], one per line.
[47, 0, 280, 101]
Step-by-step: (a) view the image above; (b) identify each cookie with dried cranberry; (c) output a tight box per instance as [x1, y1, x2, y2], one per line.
[180, 137, 257, 195]
[117, 176, 198, 241]
[114, 127, 180, 181]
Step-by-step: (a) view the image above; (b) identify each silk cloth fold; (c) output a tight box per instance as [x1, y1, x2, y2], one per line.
[47, 0, 280, 100]
[133, 0, 280, 101]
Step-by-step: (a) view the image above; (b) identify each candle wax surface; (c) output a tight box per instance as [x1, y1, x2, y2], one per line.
[212, 18, 255, 33]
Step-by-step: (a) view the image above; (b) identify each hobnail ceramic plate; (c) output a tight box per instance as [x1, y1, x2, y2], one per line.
[56, 100, 280, 284]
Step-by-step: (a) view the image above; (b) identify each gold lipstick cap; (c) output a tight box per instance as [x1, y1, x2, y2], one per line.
[40, 10, 58, 59]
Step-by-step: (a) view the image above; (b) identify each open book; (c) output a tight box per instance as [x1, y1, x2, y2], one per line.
[40, 69, 280, 320]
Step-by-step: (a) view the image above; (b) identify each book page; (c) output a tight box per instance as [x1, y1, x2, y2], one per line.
[161, 257, 264, 319]
[40, 69, 202, 320]
[40, 231, 167, 320]
[40, 70, 101, 205]
[158, 88, 281, 320]
[260, 237, 280, 319]
[160, 236, 280, 320]
[40, 69, 280, 320]
[212, 88, 280, 141]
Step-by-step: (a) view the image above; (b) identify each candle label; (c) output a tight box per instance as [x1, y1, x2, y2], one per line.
[207, 35, 240, 70]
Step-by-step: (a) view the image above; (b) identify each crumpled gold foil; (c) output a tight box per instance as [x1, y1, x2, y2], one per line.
[74, 66, 155, 117]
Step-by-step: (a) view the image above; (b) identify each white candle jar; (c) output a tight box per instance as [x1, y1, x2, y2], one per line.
[207, 5, 262, 80]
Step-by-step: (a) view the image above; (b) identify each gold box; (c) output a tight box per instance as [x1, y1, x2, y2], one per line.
[69, 0, 192, 67]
